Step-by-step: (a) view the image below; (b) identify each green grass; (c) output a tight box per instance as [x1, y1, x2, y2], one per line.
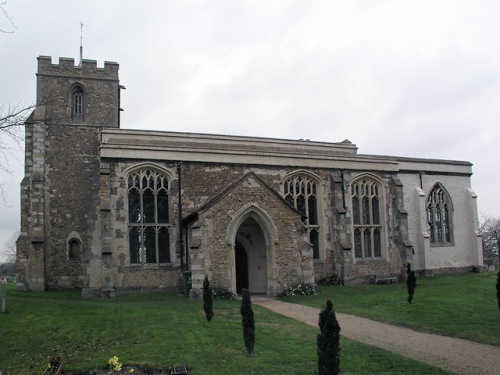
[0, 284, 452, 375]
[282, 272, 500, 347]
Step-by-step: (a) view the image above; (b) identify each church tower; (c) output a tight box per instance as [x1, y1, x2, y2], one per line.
[17, 56, 121, 291]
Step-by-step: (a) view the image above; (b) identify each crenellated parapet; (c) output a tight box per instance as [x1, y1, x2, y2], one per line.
[37, 56, 119, 80]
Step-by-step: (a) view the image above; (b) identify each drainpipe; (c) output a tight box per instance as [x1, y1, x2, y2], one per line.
[419, 171, 423, 190]
[177, 161, 184, 270]
[340, 170, 346, 210]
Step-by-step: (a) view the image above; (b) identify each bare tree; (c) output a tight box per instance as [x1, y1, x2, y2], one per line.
[0, 104, 34, 201]
[479, 215, 500, 262]
[0, 1, 16, 33]
[2, 231, 18, 263]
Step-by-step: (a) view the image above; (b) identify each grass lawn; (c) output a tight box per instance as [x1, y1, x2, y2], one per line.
[0, 284, 453, 375]
[282, 272, 500, 347]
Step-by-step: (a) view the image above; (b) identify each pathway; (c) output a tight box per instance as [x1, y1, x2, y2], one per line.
[254, 299, 500, 375]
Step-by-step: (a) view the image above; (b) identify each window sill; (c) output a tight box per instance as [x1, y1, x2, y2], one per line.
[354, 257, 385, 263]
[129, 263, 174, 269]
[430, 242, 454, 248]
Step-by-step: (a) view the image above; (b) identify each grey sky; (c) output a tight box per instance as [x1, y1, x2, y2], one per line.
[1, 1, 499, 260]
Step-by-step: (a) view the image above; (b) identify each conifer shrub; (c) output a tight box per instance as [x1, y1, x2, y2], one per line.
[496, 271, 500, 311]
[240, 289, 255, 354]
[203, 275, 214, 322]
[317, 299, 340, 375]
[406, 263, 417, 304]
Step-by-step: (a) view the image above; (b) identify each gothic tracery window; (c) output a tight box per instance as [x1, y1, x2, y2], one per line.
[284, 174, 320, 259]
[72, 85, 84, 121]
[351, 177, 383, 258]
[128, 169, 170, 264]
[426, 184, 452, 245]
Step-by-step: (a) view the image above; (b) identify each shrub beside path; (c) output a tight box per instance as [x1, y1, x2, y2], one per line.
[254, 299, 500, 375]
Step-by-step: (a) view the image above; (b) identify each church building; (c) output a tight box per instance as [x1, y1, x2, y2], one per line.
[16, 56, 483, 297]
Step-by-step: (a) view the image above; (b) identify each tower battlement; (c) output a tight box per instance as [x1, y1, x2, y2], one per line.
[35, 55, 120, 127]
[37, 56, 119, 80]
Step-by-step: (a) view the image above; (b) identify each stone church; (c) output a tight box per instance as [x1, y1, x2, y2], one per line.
[16, 56, 483, 297]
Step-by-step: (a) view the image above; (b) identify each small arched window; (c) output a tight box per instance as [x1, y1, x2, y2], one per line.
[72, 85, 84, 121]
[68, 239, 81, 260]
[426, 184, 453, 245]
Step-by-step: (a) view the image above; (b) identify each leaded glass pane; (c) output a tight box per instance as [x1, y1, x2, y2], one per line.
[362, 196, 370, 225]
[128, 189, 140, 223]
[374, 228, 382, 257]
[310, 228, 319, 259]
[364, 229, 372, 257]
[354, 229, 362, 258]
[308, 196, 317, 225]
[352, 197, 360, 225]
[143, 189, 155, 223]
[444, 205, 450, 242]
[129, 226, 141, 264]
[296, 194, 306, 216]
[157, 190, 169, 224]
[372, 197, 380, 225]
[144, 227, 156, 263]
[158, 227, 170, 263]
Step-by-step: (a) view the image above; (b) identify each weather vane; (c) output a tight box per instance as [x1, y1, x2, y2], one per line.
[79, 22, 84, 66]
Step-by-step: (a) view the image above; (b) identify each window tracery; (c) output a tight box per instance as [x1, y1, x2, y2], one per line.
[351, 177, 383, 258]
[284, 174, 320, 259]
[426, 184, 452, 244]
[128, 169, 170, 264]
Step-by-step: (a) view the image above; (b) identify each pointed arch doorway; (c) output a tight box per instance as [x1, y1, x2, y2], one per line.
[234, 216, 268, 295]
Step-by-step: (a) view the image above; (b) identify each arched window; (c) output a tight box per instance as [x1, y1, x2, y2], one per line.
[72, 85, 84, 121]
[68, 239, 81, 260]
[128, 169, 170, 264]
[426, 184, 453, 245]
[284, 174, 320, 259]
[351, 177, 384, 258]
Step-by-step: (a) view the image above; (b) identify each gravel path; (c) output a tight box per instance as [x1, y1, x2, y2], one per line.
[254, 299, 500, 375]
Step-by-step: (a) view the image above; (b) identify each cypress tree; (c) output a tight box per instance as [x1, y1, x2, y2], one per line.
[203, 275, 214, 322]
[407, 263, 417, 304]
[496, 271, 500, 311]
[240, 289, 255, 354]
[317, 299, 341, 375]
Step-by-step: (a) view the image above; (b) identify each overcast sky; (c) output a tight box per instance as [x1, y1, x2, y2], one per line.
[1, 1, 499, 261]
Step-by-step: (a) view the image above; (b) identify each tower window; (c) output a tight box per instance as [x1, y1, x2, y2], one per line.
[68, 239, 81, 260]
[72, 85, 84, 121]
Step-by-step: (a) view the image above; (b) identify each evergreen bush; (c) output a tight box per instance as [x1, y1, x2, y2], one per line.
[240, 289, 255, 354]
[317, 299, 340, 375]
[496, 271, 500, 311]
[407, 263, 417, 304]
[203, 275, 214, 322]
